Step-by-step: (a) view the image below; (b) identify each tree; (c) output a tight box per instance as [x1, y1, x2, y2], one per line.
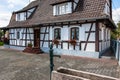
[111, 21, 120, 40]
[0, 29, 3, 41]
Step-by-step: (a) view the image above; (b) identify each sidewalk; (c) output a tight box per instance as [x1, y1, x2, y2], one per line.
[0, 46, 5, 49]
[0, 47, 119, 80]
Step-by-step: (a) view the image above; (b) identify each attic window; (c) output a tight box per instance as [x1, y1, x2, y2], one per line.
[16, 7, 36, 21]
[27, 7, 36, 18]
[53, 2, 72, 15]
[104, 2, 110, 16]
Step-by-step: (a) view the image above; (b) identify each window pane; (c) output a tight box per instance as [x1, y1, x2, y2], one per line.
[28, 8, 35, 13]
[54, 28, 61, 39]
[53, 6, 56, 15]
[16, 14, 20, 21]
[67, 2, 72, 13]
[27, 12, 31, 18]
[71, 28, 79, 40]
[76, 28, 79, 40]
[27, 8, 35, 18]
[53, 2, 72, 15]
[17, 32, 20, 39]
[61, 5, 65, 14]
[20, 12, 26, 21]
[57, 6, 59, 15]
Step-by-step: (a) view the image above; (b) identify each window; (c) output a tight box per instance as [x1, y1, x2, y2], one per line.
[101, 27, 104, 40]
[71, 27, 79, 40]
[17, 32, 20, 39]
[54, 28, 61, 39]
[53, 2, 72, 15]
[104, 2, 110, 15]
[27, 7, 36, 18]
[16, 7, 36, 21]
[16, 12, 26, 21]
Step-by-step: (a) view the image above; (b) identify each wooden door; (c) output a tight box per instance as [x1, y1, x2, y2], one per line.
[34, 29, 40, 47]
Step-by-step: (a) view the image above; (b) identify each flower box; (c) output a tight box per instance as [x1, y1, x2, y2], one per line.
[68, 40, 77, 46]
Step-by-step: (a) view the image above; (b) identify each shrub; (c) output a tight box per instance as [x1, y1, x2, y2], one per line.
[0, 42, 4, 46]
[27, 43, 33, 47]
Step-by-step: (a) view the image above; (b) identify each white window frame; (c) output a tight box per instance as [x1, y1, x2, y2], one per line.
[16, 7, 36, 21]
[104, 3, 110, 16]
[53, 2, 72, 16]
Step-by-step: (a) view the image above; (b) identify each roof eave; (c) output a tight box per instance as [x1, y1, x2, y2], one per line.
[50, 0, 72, 5]
[0, 27, 9, 30]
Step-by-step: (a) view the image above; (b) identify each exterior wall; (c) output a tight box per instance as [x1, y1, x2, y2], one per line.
[41, 48, 99, 58]
[81, 23, 96, 51]
[41, 23, 96, 51]
[9, 45, 25, 50]
[9, 28, 34, 47]
[41, 23, 98, 58]
[8, 22, 110, 58]
[53, 23, 95, 52]
[99, 23, 111, 53]
[40, 27, 50, 48]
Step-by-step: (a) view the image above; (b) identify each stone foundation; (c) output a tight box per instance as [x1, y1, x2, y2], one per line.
[52, 67, 119, 80]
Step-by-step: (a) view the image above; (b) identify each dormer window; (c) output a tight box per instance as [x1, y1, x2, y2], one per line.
[16, 7, 36, 21]
[104, 0, 110, 16]
[27, 8, 36, 18]
[53, 2, 72, 15]
[16, 12, 26, 21]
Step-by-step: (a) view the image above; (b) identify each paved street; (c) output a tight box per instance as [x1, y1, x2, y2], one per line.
[0, 47, 120, 80]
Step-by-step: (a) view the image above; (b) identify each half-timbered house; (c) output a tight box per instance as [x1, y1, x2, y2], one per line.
[5, 0, 116, 58]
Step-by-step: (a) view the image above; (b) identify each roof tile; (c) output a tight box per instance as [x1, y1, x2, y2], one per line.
[8, 0, 107, 28]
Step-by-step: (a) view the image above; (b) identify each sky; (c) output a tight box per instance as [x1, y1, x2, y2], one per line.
[0, 0, 120, 27]
[112, 0, 120, 24]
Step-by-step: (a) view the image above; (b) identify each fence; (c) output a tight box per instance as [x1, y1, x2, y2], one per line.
[116, 41, 120, 65]
[111, 40, 120, 65]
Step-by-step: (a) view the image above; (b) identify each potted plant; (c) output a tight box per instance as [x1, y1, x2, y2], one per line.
[68, 39, 77, 46]
[52, 39, 59, 45]
[27, 42, 33, 48]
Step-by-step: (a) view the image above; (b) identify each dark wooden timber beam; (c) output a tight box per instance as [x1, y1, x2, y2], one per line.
[110, 0, 112, 19]
[95, 21, 99, 52]
[72, 1, 74, 12]
[25, 28, 27, 47]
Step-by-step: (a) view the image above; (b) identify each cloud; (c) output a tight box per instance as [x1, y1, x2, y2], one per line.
[0, 0, 29, 27]
[7, 0, 28, 8]
[0, 0, 120, 27]
[8, 4, 14, 8]
[112, 8, 120, 24]
[0, 12, 11, 27]
[30, 0, 36, 2]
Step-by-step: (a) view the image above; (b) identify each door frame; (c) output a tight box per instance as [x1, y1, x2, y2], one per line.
[34, 28, 40, 47]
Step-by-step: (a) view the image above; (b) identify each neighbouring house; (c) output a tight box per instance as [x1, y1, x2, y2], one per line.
[2, 0, 116, 58]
